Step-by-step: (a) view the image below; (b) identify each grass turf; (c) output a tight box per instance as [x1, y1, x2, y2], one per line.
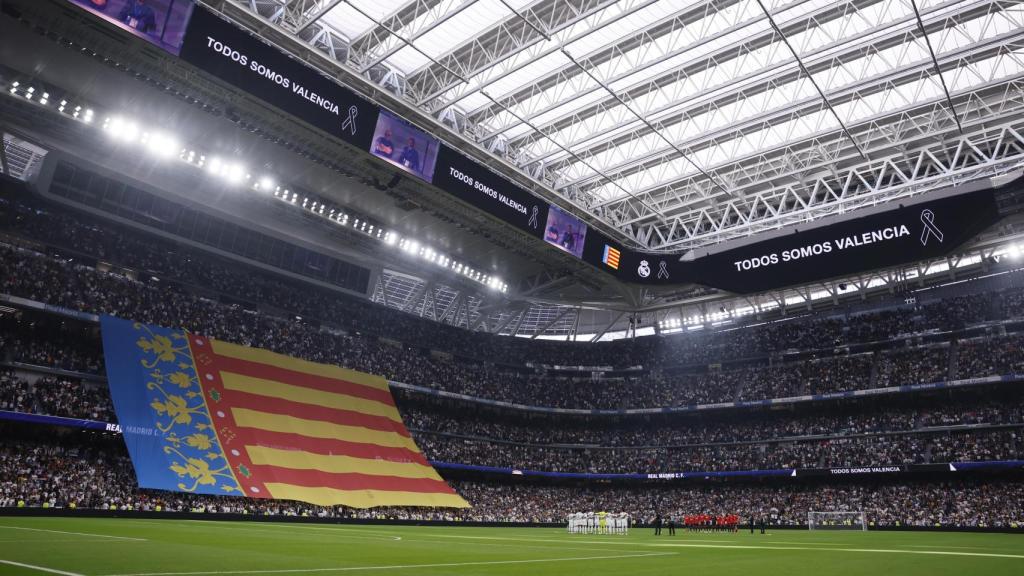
[0, 517, 1022, 575]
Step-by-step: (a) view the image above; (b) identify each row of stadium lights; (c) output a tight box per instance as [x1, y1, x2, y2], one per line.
[123, 123, 508, 292]
[9, 82, 94, 122]
[659, 248, 1023, 333]
[6, 80, 508, 294]
[265, 187, 505, 291]
[658, 310, 740, 332]
[27, 74, 1021, 310]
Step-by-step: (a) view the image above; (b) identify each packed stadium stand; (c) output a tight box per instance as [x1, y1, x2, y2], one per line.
[2, 190, 1024, 528]
[3, 2, 1024, 559]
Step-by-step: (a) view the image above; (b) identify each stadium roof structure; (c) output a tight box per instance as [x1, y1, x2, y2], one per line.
[5, 0, 1024, 340]
[233, 0, 1024, 253]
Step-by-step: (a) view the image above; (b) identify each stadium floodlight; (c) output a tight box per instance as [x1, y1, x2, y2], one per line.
[8, 81, 18, 94]
[106, 117, 140, 143]
[143, 132, 179, 158]
[39, 92, 49, 105]
[384, 232, 398, 245]
[258, 176, 275, 191]
[403, 240, 419, 255]
[207, 157, 223, 175]
[84, 109, 94, 123]
[224, 163, 245, 184]
[25, 87, 35, 100]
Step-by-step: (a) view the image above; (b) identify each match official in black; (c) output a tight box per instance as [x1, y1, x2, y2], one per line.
[654, 513, 662, 536]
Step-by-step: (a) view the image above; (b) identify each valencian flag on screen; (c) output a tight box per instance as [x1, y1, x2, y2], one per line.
[100, 316, 469, 508]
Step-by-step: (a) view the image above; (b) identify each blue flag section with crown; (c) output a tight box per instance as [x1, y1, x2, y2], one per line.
[101, 316, 242, 496]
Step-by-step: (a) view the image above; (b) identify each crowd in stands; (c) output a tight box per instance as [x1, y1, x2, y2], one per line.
[1, 328, 103, 375]
[877, 346, 953, 387]
[3, 196, 1024, 371]
[1, 433, 1022, 527]
[0, 371, 112, 421]
[398, 396, 1024, 447]
[4, 188, 1024, 529]
[414, 429, 1022, 473]
[955, 334, 1024, 377]
[1, 351, 1021, 473]
[2, 250, 1022, 411]
[2, 193, 1024, 412]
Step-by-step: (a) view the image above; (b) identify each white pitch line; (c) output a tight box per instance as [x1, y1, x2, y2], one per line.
[645, 542, 1024, 559]
[165, 522, 401, 541]
[0, 539, 144, 544]
[0, 526, 147, 542]
[100, 552, 677, 576]
[0, 559, 85, 576]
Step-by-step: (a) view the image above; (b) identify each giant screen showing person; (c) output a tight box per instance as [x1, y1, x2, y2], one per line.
[66, 0, 195, 55]
[543, 205, 588, 259]
[370, 110, 441, 183]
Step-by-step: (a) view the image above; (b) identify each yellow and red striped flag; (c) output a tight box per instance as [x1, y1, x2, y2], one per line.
[101, 316, 469, 508]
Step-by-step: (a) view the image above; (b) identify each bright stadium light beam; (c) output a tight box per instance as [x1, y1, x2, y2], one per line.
[105, 117, 140, 143]
[225, 163, 246, 184]
[207, 157, 223, 176]
[143, 132, 179, 158]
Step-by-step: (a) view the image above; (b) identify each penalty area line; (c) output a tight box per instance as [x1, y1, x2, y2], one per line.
[101, 552, 677, 576]
[0, 559, 85, 576]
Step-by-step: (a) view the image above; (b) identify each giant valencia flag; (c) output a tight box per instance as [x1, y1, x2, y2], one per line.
[100, 316, 469, 508]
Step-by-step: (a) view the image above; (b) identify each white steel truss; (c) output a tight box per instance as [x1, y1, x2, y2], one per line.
[229, 0, 1024, 253]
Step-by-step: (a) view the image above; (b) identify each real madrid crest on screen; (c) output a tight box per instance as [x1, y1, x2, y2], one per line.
[637, 260, 651, 278]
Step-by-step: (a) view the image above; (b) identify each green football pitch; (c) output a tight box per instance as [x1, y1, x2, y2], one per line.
[0, 517, 1022, 576]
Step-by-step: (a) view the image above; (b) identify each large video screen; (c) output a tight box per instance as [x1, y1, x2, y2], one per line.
[66, 0, 195, 55]
[370, 110, 440, 183]
[544, 205, 588, 259]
